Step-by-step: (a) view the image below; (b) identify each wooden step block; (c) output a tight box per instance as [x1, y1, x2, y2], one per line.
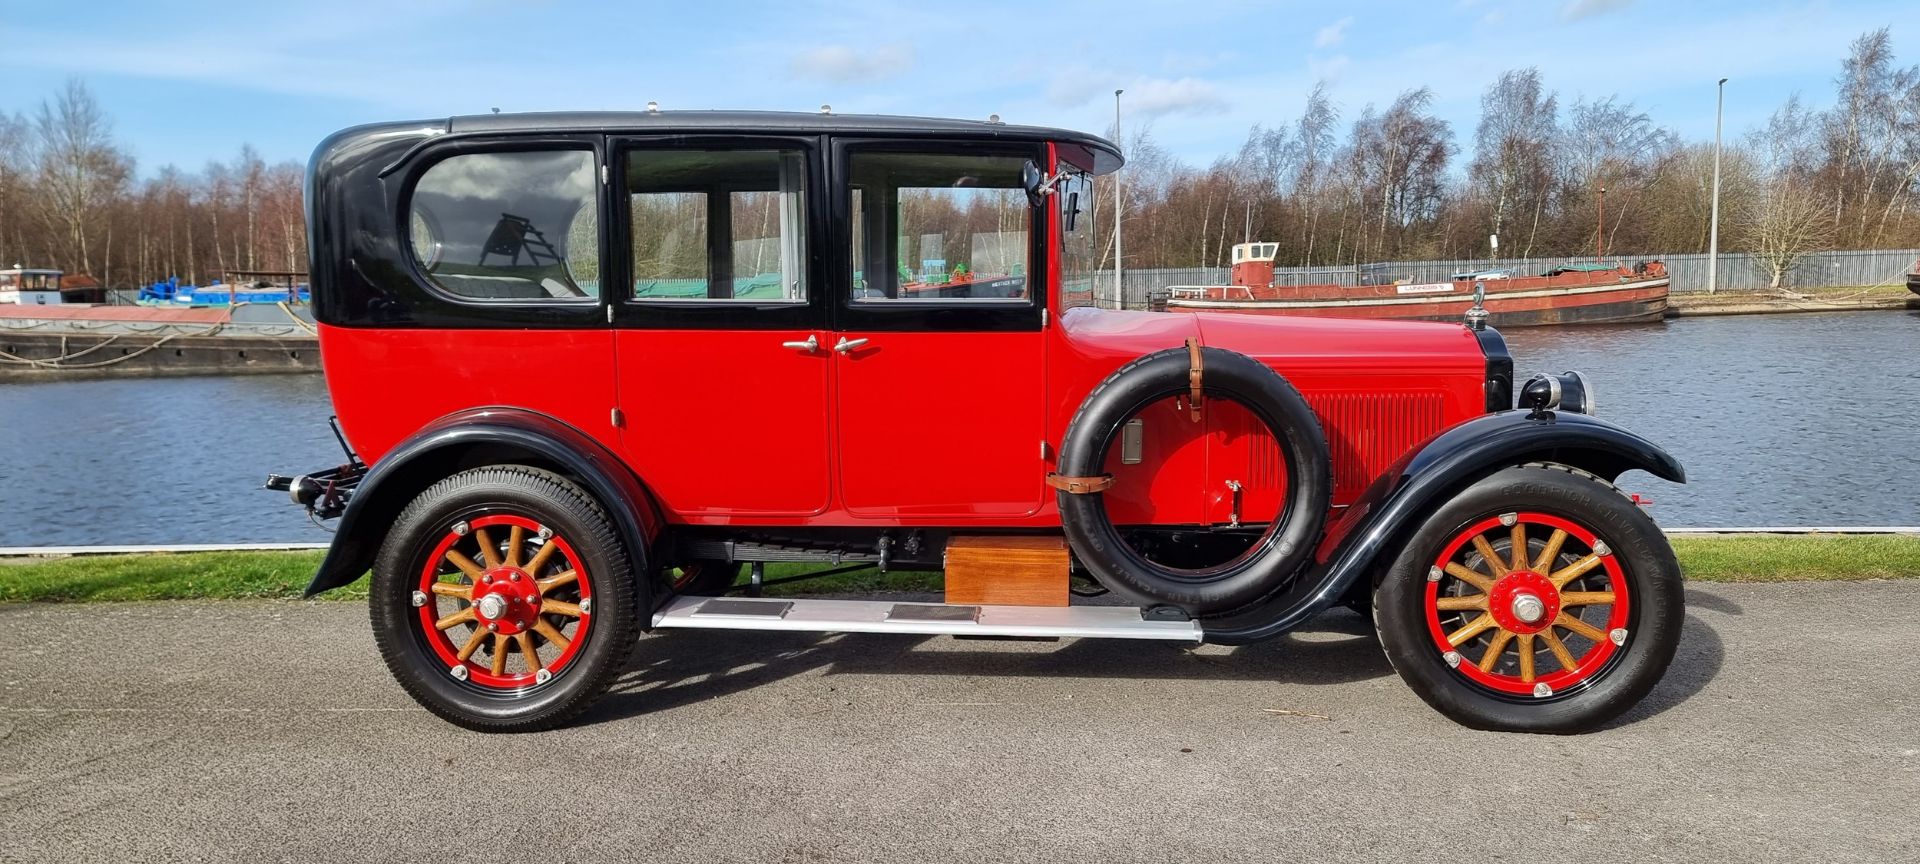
[943, 534, 1069, 607]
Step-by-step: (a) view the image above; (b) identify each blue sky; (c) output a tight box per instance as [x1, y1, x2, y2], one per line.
[0, 0, 1910, 174]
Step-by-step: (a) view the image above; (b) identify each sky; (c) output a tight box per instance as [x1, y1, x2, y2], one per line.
[0, 0, 1911, 176]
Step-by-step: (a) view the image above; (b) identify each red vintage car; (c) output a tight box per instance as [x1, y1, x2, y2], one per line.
[272, 110, 1685, 733]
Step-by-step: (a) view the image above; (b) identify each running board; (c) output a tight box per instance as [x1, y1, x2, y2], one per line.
[651, 596, 1202, 642]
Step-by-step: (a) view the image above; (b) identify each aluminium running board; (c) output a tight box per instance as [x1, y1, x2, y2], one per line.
[650, 596, 1202, 642]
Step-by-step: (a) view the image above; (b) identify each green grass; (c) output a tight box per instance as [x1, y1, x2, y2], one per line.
[1, 534, 1914, 604]
[0, 550, 339, 603]
[1668, 534, 1920, 583]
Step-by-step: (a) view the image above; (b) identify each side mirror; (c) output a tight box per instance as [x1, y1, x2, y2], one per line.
[1064, 190, 1081, 231]
[1022, 160, 1048, 208]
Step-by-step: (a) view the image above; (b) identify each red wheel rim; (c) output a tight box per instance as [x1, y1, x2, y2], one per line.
[415, 513, 593, 690]
[1423, 511, 1630, 698]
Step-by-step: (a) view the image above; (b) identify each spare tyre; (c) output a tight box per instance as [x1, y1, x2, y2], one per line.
[1052, 342, 1332, 614]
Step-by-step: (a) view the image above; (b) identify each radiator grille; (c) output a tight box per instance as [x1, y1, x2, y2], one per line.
[1249, 391, 1447, 503]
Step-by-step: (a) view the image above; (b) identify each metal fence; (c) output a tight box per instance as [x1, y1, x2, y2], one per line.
[1113, 248, 1920, 309]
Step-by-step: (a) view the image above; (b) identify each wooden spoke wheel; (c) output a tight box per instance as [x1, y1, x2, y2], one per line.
[1374, 465, 1683, 733]
[370, 466, 638, 732]
[1424, 512, 1628, 698]
[417, 513, 593, 690]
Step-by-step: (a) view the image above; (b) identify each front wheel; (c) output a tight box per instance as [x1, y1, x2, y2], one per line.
[370, 466, 638, 732]
[1374, 465, 1682, 733]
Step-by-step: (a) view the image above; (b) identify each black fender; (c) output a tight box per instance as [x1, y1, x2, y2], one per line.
[302, 408, 661, 608]
[1199, 409, 1684, 645]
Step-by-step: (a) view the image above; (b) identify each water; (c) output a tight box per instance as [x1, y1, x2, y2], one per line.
[1503, 310, 1920, 528]
[0, 376, 344, 546]
[1, 310, 1916, 546]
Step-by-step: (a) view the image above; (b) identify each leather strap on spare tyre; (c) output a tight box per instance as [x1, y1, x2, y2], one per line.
[1045, 473, 1115, 494]
[1185, 337, 1204, 422]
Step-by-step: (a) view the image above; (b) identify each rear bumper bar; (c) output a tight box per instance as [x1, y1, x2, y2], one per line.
[265, 460, 366, 520]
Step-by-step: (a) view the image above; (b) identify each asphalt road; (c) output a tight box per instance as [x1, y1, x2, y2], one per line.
[2, 581, 1916, 863]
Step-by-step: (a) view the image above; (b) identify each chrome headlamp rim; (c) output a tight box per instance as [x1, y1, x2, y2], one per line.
[1519, 370, 1595, 416]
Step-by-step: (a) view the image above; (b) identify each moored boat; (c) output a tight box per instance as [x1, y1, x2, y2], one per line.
[1906, 257, 1919, 297]
[1163, 243, 1670, 326]
[0, 267, 66, 304]
[139, 271, 310, 306]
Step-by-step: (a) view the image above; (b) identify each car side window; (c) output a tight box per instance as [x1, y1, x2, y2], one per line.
[627, 149, 808, 302]
[408, 150, 600, 301]
[848, 152, 1031, 302]
[1058, 169, 1099, 310]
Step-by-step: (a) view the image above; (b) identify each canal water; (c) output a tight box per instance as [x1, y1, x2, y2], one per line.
[1, 310, 1916, 546]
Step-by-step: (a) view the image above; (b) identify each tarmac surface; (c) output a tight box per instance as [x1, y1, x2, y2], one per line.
[1, 580, 1916, 863]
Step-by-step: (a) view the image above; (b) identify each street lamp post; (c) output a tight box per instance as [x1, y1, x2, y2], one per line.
[1709, 77, 1727, 295]
[1113, 89, 1124, 310]
[1596, 185, 1606, 262]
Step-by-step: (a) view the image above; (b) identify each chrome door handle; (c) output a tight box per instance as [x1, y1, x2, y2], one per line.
[781, 334, 819, 353]
[833, 337, 869, 354]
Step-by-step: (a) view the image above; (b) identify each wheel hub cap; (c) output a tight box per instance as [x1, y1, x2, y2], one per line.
[1511, 593, 1545, 624]
[1487, 570, 1560, 636]
[470, 566, 542, 635]
[476, 594, 508, 620]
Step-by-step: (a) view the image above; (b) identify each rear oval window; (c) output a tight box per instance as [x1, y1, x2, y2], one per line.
[407, 150, 600, 301]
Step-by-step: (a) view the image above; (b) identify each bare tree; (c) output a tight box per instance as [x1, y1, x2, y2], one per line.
[0, 111, 29, 265]
[1739, 178, 1835, 289]
[1293, 83, 1338, 265]
[1740, 97, 1837, 289]
[30, 79, 131, 275]
[1349, 88, 1452, 260]
[1557, 96, 1675, 257]
[1471, 69, 1558, 258]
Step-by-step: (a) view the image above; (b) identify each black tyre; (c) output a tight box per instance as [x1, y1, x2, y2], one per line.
[664, 560, 741, 596]
[1374, 465, 1683, 733]
[370, 465, 638, 732]
[1055, 345, 1332, 613]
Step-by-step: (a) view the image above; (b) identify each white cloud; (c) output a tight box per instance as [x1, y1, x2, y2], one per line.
[788, 44, 912, 84]
[1315, 17, 1354, 48]
[1125, 77, 1229, 118]
[1562, 0, 1633, 21]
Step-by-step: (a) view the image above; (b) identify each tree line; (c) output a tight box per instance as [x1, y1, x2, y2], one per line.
[4, 27, 1918, 290]
[0, 80, 304, 289]
[1087, 27, 1920, 287]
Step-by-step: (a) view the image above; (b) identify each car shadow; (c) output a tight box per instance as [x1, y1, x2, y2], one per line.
[579, 593, 1728, 730]
[577, 607, 1393, 727]
[1602, 586, 1736, 726]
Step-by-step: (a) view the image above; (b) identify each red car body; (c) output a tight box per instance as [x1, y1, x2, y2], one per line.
[322, 308, 1489, 530]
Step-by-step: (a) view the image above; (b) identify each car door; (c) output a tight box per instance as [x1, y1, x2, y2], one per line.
[612, 137, 831, 520]
[830, 141, 1049, 519]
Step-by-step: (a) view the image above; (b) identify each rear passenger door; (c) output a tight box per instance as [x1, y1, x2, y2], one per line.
[611, 137, 831, 520]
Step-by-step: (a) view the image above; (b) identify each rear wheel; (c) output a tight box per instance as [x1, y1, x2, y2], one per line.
[664, 560, 741, 596]
[370, 466, 638, 732]
[1374, 465, 1682, 733]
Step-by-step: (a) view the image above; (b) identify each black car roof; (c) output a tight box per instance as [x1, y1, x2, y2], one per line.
[437, 109, 1123, 173]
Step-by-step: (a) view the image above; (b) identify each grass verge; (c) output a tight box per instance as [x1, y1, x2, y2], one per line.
[1666, 534, 1920, 583]
[0, 534, 1914, 604]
